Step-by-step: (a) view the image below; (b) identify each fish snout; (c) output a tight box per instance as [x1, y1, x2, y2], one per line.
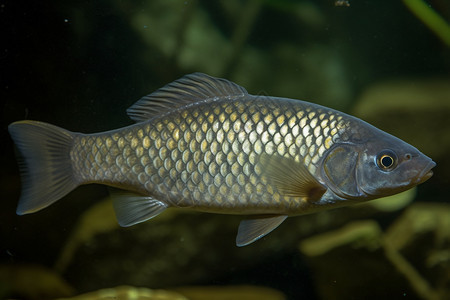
[415, 159, 436, 184]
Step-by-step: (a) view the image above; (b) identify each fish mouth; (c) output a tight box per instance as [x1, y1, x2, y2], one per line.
[416, 160, 436, 184]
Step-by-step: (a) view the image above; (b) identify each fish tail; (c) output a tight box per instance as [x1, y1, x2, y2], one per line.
[8, 120, 80, 215]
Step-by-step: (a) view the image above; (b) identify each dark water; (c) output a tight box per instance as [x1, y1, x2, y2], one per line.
[1, 1, 449, 299]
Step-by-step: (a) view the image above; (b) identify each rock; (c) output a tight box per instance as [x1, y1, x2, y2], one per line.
[0, 264, 75, 300]
[57, 285, 285, 300]
[58, 285, 187, 300]
[174, 285, 285, 300]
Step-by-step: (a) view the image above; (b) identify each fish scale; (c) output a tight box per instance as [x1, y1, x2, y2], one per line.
[71, 95, 345, 214]
[8, 73, 435, 246]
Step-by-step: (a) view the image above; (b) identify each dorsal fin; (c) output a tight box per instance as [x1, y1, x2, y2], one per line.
[127, 73, 248, 122]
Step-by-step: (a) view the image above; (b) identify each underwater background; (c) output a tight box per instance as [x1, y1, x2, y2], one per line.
[1, 1, 449, 299]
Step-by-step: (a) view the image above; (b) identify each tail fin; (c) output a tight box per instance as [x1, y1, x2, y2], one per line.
[8, 120, 79, 215]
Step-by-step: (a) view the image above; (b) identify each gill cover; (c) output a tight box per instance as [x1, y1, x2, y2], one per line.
[323, 145, 361, 198]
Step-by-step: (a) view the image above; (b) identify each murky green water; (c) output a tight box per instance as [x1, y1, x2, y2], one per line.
[1, 1, 449, 299]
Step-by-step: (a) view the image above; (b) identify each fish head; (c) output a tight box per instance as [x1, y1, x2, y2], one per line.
[355, 134, 435, 198]
[322, 131, 435, 200]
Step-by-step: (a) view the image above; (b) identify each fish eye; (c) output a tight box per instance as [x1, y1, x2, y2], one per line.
[376, 150, 398, 171]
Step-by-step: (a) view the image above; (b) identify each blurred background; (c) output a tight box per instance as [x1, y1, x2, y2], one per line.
[1, 1, 449, 299]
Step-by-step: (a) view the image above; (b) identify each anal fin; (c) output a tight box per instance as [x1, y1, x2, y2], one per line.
[236, 215, 288, 247]
[110, 189, 168, 227]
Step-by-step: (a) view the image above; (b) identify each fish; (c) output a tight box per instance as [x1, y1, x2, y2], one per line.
[8, 73, 435, 247]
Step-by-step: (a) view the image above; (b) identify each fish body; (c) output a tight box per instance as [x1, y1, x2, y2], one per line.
[8, 73, 435, 246]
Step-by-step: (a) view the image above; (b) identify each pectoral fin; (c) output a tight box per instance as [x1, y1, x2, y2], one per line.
[110, 189, 168, 227]
[260, 154, 326, 201]
[236, 215, 288, 247]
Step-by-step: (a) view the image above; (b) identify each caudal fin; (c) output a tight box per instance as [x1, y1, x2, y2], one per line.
[8, 120, 79, 215]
